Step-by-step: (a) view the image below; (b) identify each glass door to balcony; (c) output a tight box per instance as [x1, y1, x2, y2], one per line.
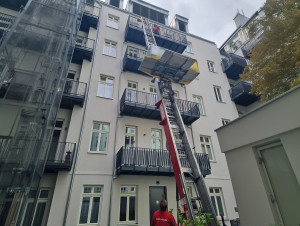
[64, 71, 75, 94]
[47, 120, 63, 161]
[127, 82, 137, 103]
[259, 143, 300, 225]
[149, 186, 167, 225]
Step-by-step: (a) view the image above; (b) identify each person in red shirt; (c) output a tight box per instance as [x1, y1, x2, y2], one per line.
[151, 199, 178, 226]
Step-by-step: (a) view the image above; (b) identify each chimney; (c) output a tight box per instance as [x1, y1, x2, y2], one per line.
[233, 10, 249, 28]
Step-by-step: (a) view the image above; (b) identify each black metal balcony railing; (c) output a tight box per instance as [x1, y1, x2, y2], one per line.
[116, 147, 211, 177]
[0, 13, 15, 39]
[123, 46, 146, 73]
[61, 80, 87, 108]
[126, 16, 187, 53]
[221, 53, 247, 80]
[229, 81, 259, 106]
[45, 142, 76, 172]
[120, 89, 200, 124]
[242, 30, 264, 57]
[80, 2, 100, 32]
[72, 35, 94, 64]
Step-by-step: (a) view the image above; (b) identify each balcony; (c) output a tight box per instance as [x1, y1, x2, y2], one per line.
[125, 16, 187, 54]
[242, 30, 264, 58]
[71, 35, 94, 64]
[229, 81, 259, 106]
[0, 13, 15, 39]
[60, 80, 87, 108]
[0, 0, 28, 11]
[45, 142, 76, 173]
[222, 53, 247, 80]
[123, 46, 146, 74]
[80, 3, 100, 32]
[120, 89, 200, 125]
[116, 147, 211, 177]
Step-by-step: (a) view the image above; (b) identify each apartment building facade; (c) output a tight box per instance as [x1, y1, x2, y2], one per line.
[219, 10, 264, 115]
[0, 0, 240, 225]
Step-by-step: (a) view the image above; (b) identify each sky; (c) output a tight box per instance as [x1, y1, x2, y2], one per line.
[123, 0, 266, 47]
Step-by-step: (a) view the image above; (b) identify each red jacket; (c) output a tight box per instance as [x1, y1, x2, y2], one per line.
[151, 210, 177, 226]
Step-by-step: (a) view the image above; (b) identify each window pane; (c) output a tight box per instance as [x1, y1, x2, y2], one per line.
[130, 136, 135, 147]
[119, 197, 127, 221]
[90, 132, 99, 151]
[22, 202, 35, 226]
[206, 145, 213, 160]
[99, 133, 108, 152]
[106, 85, 113, 98]
[98, 83, 105, 97]
[201, 144, 206, 153]
[102, 124, 109, 131]
[107, 78, 114, 84]
[32, 203, 46, 226]
[121, 187, 127, 193]
[79, 197, 90, 224]
[216, 196, 224, 216]
[90, 197, 100, 223]
[84, 187, 92, 193]
[125, 136, 130, 147]
[39, 190, 49, 198]
[94, 187, 102, 193]
[104, 45, 110, 55]
[111, 47, 116, 57]
[129, 197, 136, 221]
[93, 123, 100, 130]
[210, 196, 217, 216]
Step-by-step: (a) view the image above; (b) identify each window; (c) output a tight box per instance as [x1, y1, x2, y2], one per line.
[127, 82, 137, 102]
[207, 61, 216, 72]
[132, 2, 165, 24]
[151, 129, 162, 149]
[107, 15, 119, 29]
[22, 189, 50, 226]
[119, 186, 137, 222]
[149, 86, 158, 105]
[97, 75, 114, 98]
[90, 122, 109, 153]
[200, 135, 214, 161]
[222, 119, 230, 126]
[109, 0, 120, 8]
[213, 86, 224, 103]
[173, 90, 179, 98]
[79, 186, 102, 224]
[103, 40, 117, 57]
[125, 126, 137, 148]
[193, 95, 205, 115]
[178, 20, 187, 32]
[149, 86, 156, 94]
[209, 188, 226, 217]
[185, 42, 193, 53]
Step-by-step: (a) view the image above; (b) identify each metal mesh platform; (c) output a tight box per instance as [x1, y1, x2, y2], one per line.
[138, 46, 200, 84]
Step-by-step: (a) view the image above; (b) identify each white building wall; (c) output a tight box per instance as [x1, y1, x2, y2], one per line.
[45, 2, 240, 226]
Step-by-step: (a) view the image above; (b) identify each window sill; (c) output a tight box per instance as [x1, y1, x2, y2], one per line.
[209, 160, 217, 163]
[102, 53, 117, 58]
[96, 96, 114, 100]
[107, 25, 119, 30]
[216, 101, 226, 104]
[209, 71, 217, 73]
[88, 151, 108, 155]
[118, 222, 138, 225]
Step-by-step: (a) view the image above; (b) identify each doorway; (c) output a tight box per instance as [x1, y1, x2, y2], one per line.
[149, 186, 167, 224]
[259, 143, 300, 225]
[47, 120, 63, 161]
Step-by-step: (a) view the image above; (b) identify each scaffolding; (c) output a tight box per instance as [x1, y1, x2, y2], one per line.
[0, 0, 78, 225]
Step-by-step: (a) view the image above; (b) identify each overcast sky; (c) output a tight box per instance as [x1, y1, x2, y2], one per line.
[123, 0, 266, 47]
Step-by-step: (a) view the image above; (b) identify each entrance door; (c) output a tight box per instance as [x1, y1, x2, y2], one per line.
[149, 186, 167, 224]
[47, 120, 63, 161]
[260, 144, 300, 225]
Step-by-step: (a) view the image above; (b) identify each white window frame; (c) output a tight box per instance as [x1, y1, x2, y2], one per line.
[79, 185, 103, 225]
[185, 42, 193, 53]
[193, 95, 205, 116]
[221, 119, 230, 126]
[213, 86, 224, 103]
[151, 129, 162, 150]
[21, 188, 51, 226]
[103, 40, 117, 57]
[125, 126, 137, 148]
[97, 75, 114, 99]
[209, 187, 226, 218]
[149, 86, 156, 94]
[119, 186, 137, 223]
[107, 14, 119, 29]
[173, 90, 179, 98]
[207, 60, 216, 72]
[89, 122, 110, 153]
[200, 135, 215, 161]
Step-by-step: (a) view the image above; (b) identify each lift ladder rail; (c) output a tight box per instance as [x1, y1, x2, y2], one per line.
[140, 17, 157, 47]
[154, 80, 218, 225]
[139, 15, 218, 224]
